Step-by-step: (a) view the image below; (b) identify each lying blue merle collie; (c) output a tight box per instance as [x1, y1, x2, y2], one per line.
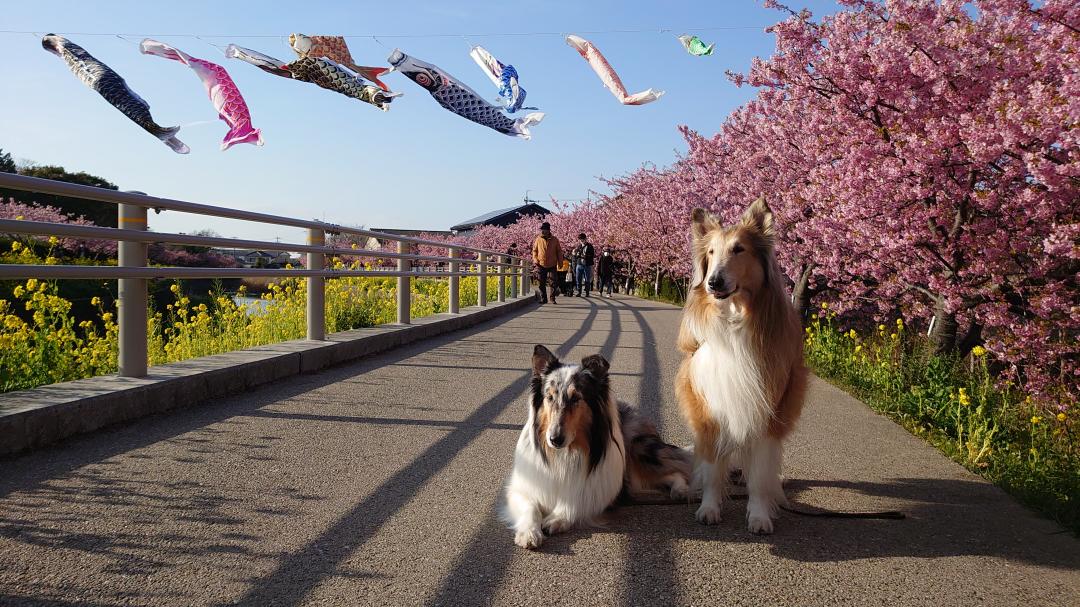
[503, 345, 691, 549]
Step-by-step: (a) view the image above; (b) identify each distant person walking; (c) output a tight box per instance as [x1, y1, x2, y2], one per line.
[531, 222, 563, 304]
[572, 233, 595, 297]
[597, 246, 616, 297]
[557, 257, 573, 296]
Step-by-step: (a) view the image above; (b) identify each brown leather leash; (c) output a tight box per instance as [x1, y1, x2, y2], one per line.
[622, 489, 906, 520]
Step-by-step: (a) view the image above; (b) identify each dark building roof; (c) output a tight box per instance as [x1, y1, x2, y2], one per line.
[368, 228, 453, 238]
[450, 203, 551, 234]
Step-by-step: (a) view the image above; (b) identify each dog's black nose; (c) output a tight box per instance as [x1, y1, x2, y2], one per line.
[707, 274, 726, 292]
[548, 435, 565, 448]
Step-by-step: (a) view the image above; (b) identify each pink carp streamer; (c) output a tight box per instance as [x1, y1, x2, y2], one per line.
[289, 34, 394, 92]
[140, 39, 263, 150]
[565, 34, 663, 106]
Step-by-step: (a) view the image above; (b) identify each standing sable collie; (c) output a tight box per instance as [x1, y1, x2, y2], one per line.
[503, 345, 691, 549]
[676, 198, 807, 534]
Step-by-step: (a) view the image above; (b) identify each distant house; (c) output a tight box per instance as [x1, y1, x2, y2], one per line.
[212, 249, 293, 268]
[449, 203, 551, 235]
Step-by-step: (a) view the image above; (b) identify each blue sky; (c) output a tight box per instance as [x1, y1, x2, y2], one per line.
[0, 0, 841, 244]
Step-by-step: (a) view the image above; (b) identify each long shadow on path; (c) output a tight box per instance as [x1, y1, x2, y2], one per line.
[0, 305, 541, 502]
[229, 300, 602, 606]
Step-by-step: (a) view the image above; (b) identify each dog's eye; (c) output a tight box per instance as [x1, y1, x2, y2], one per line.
[731, 244, 745, 254]
[707, 249, 714, 256]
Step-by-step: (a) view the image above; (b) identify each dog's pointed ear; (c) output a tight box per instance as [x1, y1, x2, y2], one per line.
[691, 207, 718, 241]
[740, 196, 775, 242]
[580, 354, 610, 377]
[532, 344, 559, 376]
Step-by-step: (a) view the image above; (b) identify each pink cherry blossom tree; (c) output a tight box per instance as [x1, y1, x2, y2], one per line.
[467, 0, 1078, 408]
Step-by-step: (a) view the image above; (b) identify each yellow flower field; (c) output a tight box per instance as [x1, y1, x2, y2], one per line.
[1, 250, 510, 393]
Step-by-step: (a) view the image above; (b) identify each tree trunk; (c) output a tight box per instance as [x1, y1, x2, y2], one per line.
[929, 297, 959, 354]
[791, 264, 816, 320]
[654, 266, 662, 296]
[673, 277, 687, 302]
[957, 319, 983, 355]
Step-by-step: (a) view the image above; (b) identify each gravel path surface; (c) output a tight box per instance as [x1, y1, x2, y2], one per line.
[1, 295, 1076, 606]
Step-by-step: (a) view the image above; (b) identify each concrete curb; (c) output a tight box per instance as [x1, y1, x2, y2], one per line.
[0, 296, 537, 456]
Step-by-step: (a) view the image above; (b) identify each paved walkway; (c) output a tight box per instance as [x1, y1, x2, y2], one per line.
[0, 296, 1077, 606]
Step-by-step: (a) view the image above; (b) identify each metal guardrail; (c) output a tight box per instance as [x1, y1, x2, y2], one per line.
[0, 172, 531, 377]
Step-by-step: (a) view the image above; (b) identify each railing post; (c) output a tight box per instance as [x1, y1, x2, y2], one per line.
[307, 228, 325, 341]
[510, 257, 519, 299]
[497, 255, 506, 303]
[523, 259, 531, 296]
[397, 241, 411, 324]
[478, 254, 487, 307]
[118, 203, 148, 377]
[448, 246, 460, 314]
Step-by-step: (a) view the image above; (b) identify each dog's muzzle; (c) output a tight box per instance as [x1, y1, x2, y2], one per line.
[707, 274, 736, 300]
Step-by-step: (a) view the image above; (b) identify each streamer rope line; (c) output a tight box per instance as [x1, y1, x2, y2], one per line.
[0, 25, 767, 39]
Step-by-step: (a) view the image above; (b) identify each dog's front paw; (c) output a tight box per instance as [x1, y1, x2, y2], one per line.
[514, 526, 544, 549]
[541, 516, 572, 536]
[695, 502, 723, 525]
[747, 512, 774, 535]
[669, 476, 690, 500]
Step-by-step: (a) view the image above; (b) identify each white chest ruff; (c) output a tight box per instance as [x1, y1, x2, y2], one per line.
[690, 334, 772, 451]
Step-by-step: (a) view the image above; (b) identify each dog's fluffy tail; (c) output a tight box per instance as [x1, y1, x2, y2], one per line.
[618, 402, 692, 499]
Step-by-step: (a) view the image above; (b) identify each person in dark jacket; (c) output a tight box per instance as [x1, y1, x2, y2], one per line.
[597, 246, 616, 297]
[571, 233, 595, 297]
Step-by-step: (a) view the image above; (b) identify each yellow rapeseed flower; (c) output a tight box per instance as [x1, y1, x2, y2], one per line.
[1057, 413, 1067, 422]
[13, 286, 25, 298]
[48, 236, 59, 246]
[848, 329, 857, 340]
[855, 344, 863, 353]
[971, 345, 987, 357]
[890, 333, 898, 340]
[26, 278, 38, 291]
[170, 284, 180, 294]
[878, 324, 885, 331]
[1031, 416, 1041, 424]
[896, 318, 903, 327]
[11, 241, 21, 251]
[821, 302, 829, 309]
[91, 296, 101, 306]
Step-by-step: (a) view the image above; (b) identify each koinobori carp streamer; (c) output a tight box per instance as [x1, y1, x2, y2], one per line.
[677, 34, 715, 57]
[41, 34, 189, 153]
[285, 56, 400, 111]
[139, 39, 263, 151]
[389, 49, 543, 139]
[468, 45, 536, 113]
[565, 34, 664, 106]
[289, 34, 394, 92]
[224, 44, 292, 79]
